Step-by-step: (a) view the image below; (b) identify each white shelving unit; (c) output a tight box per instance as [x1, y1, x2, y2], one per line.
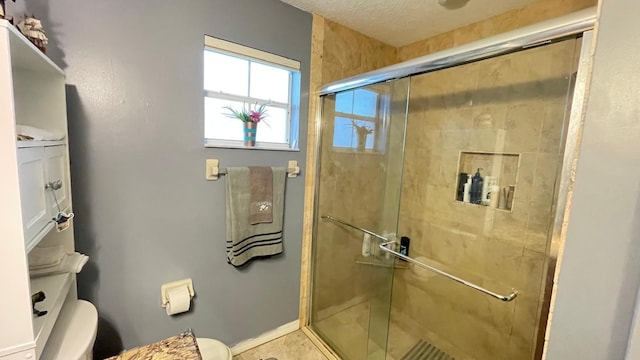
[0, 19, 78, 360]
[30, 274, 73, 356]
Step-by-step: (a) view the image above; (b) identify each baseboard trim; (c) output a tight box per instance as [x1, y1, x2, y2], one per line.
[230, 319, 300, 355]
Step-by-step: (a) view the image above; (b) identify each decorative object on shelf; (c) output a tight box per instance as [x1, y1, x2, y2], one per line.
[16, 15, 48, 53]
[350, 119, 374, 151]
[31, 290, 47, 317]
[223, 102, 268, 147]
[0, 0, 16, 23]
[54, 211, 74, 232]
[46, 179, 74, 232]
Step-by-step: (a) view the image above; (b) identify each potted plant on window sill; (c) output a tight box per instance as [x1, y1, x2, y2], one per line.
[223, 103, 268, 147]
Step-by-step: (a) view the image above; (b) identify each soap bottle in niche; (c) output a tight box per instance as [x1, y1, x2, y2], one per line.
[489, 182, 500, 208]
[463, 177, 472, 203]
[456, 172, 469, 201]
[506, 185, 516, 210]
[399, 236, 410, 261]
[481, 175, 493, 206]
[470, 168, 484, 204]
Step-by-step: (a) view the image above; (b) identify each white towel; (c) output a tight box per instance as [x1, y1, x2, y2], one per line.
[30, 253, 89, 277]
[28, 245, 66, 269]
[16, 124, 65, 141]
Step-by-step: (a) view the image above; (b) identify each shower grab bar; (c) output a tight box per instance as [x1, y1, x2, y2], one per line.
[320, 215, 518, 302]
[378, 241, 518, 302]
[321, 215, 389, 241]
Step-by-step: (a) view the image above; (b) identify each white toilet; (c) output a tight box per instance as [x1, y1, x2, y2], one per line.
[39, 300, 99, 360]
[197, 338, 233, 360]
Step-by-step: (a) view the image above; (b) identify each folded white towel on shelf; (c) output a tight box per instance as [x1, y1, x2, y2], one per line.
[28, 245, 66, 269]
[29, 252, 89, 277]
[16, 124, 65, 141]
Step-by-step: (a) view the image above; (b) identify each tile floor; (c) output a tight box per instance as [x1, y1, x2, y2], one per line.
[234, 330, 328, 360]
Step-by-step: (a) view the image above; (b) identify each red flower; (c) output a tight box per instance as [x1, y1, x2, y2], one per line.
[250, 110, 262, 123]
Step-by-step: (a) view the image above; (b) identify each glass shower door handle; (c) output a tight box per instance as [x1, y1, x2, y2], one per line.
[378, 241, 518, 302]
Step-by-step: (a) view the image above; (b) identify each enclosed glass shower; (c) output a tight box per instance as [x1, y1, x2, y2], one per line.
[309, 10, 594, 360]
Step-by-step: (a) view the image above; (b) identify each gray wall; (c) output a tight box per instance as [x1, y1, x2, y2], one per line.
[22, 0, 311, 357]
[546, 0, 640, 359]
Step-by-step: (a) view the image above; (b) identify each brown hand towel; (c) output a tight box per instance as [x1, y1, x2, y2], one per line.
[249, 166, 273, 224]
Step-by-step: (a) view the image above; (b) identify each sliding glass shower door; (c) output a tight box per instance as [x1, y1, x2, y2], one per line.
[310, 78, 410, 360]
[387, 37, 583, 360]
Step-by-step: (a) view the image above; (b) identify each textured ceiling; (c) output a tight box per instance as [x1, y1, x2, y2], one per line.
[280, 0, 537, 47]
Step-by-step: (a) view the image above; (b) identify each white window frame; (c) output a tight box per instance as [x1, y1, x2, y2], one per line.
[203, 35, 301, 150]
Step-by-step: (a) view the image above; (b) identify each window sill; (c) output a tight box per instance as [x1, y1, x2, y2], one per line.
[204, 139, 300, 152]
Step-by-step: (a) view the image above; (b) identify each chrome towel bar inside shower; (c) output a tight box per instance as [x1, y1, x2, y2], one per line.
[320, 215, 518, 302]
[321, 215, 389, 241]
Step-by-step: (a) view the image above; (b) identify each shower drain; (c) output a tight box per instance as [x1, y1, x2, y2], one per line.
[401, 339, 455, 360]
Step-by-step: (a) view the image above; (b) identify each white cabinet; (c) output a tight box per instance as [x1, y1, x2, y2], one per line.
[17, 146, 48, 246]
[0, 19, 77, 360]
[17, 145, 69, 251]
[44, 145, 70, 214]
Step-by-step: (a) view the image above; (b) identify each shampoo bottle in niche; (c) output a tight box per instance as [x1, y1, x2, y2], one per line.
[463, 178, 472, 203]
[506, 185, 516, 210]
[456, 172, 469, 201]
[470, 168, 484, 204]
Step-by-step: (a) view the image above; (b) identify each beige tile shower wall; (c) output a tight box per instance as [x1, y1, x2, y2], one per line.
[321, 19, 397, 84]
[397, 0, 596, 62]
[300, 14, 326, 326]
[390, 39, 580, 360]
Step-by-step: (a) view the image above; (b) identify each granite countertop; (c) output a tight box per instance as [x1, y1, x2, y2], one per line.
[106, 332, 202, 360]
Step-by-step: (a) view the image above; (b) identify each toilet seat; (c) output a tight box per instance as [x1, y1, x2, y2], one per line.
[196, 338, 233, 360]
[39, 300, 98, 360]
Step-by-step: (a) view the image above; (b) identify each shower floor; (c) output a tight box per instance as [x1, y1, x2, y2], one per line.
[313, 301, 473, 360]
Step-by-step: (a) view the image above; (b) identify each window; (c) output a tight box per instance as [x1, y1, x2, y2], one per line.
[332, 88, 383, 151]
[203, 36, 301, 149]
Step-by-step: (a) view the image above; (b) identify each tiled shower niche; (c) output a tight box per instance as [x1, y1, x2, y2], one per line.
[455, 151, 520, 211]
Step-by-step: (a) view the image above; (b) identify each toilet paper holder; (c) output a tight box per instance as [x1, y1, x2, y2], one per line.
[161, 278, 195, 308]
